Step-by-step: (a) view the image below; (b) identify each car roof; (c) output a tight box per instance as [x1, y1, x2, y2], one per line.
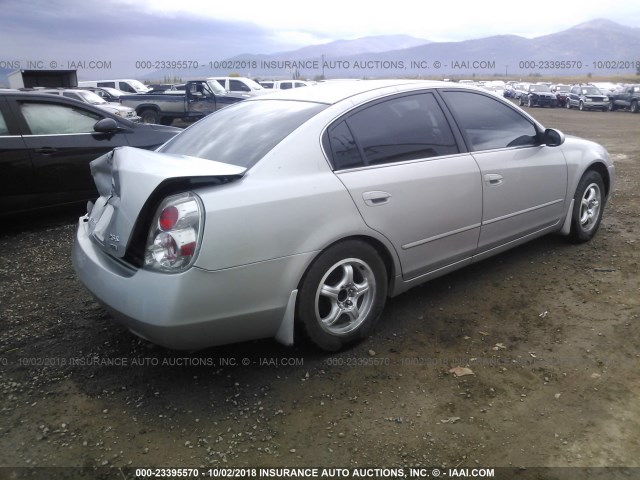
[246, 79, 455, 105]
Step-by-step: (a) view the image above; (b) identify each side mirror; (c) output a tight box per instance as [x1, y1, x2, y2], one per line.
[543, 128, 565, 147]
[94, 118, 120, 133]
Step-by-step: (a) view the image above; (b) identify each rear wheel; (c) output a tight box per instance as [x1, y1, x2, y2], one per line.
[608, 101, 616, 111]
[569, 171, 605, 243]
[297, 240, 388, 351]
[528, 97, 533, 107]
[139, 109, 160, 124]
[631, 101, 639, 114]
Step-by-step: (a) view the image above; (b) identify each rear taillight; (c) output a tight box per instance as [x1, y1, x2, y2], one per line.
[144, 192, 203, 272]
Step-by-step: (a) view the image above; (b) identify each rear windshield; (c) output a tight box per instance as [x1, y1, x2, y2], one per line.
[158, 100, 327, 168]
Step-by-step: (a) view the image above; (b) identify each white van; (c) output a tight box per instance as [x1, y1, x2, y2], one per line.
[78, 79, 150, 94]
[212, 77, 269, 97]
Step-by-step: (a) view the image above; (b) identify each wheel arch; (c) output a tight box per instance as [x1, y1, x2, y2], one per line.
[295, 234, 399, 298]
[586, 161, 612, 199]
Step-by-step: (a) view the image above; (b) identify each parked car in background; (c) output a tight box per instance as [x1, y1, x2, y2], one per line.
[259, 80, 314, 90]
[0, 91, 180, 215]
[513, 83, 529, 99]
[503, 83, 517, 98]
[72, 80, 614, 352]
[567, 84, 608, 111]
[212, 77, 269, 97]
[551, 84, 571, 107]
[592, 82, 619, 95]
[519, 84, 557, 107]
[607, 84, 640, 113]
[146, 84, 175, 93]
[36, 88, 140, 121]
[120, 79, 244, 125]
[81, 86, 128, 103]
[78, 79, 151, 94]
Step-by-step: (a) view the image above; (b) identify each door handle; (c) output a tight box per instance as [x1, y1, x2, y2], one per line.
[34, 147, 58, 155]
[362, 191, 392, 206]
[484, 174, 504, 186]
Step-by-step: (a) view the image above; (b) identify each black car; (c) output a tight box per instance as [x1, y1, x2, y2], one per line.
[519, 84, 557, 108]
[0, 91, 181, 215]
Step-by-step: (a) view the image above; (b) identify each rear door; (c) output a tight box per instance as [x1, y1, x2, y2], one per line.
[327, 91, 482, 280]
[440, 90, 567, 253]
[0, 96, 33, 214]
[8, 95, 130, 209]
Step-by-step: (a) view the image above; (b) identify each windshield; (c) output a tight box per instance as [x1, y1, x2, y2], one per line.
[78, 91, 107, 104]
[159, 100, 327, 168]
[530, 85, 551, 92]
[102, 87, 124, 97]
[582, 87, 601, 95]
[206, 80, 226, 94]
[243, 78, 265, 91]
[556, 85, 570, 91]
[128, 80, 150, 92]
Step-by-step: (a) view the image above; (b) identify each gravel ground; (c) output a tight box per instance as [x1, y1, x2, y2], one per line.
[0, 105, 639, 480]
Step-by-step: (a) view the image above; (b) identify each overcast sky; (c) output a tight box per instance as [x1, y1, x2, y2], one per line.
[1, 0, 639, 78]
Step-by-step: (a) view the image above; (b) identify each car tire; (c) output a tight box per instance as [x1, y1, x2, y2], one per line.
[139, 109, 160, 124]
[569, 170, 605, 243]
[579, 101, 585, 111]
[528, 97, 533, 107]
[297, 240, 388, 351]
[608, 101, 616, 112]
[566, 100, 571, 109]
[631, 101, 639, 114]
[519, 96, 524, 106]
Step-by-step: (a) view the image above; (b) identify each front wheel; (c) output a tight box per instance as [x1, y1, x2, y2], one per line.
[579, 101, 585, 111]
[297, 240, 388, 351]
[566, 100, 571, 109]
[569, 171, 605, 243]
[631, 101, 639, 114]
[608, 101, 616, 111]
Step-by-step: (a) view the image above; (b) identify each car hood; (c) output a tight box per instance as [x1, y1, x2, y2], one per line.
[86, 146, 246, 259]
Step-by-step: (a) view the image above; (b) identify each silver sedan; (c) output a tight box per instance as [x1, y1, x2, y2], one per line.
[72, 80, 615, 351]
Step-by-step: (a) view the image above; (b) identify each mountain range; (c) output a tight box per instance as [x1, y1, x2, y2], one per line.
[1, 18, 639, 86]
[218, 19, 640, 79]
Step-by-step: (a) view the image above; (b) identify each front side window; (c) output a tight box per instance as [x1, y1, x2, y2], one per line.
[229, 80, 250, 92]
[118, 83, 136, 93]
[329, 92, 459, 169]
[441, 91, 539, 151]
[19, 102, 102, 135]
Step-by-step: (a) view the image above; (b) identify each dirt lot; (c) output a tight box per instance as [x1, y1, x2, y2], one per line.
[0, 105, 639, 479]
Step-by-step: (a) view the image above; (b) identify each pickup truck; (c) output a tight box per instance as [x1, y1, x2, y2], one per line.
[607, 85, 640, 113]
[120, 79, 244, 125]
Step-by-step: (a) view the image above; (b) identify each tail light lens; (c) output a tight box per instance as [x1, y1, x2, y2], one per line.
[144, 192, 203, 273]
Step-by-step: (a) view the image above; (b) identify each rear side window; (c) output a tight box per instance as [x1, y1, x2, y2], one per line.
[0, 110, 8, 135]
[441, 91, 539, 151]
[327, 92, 459, 169]
[97, 82, 116, 88]
[158, 100, 327, 168]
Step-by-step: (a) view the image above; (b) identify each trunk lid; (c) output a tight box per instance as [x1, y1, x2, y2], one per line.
[86, 146, 245, 259]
